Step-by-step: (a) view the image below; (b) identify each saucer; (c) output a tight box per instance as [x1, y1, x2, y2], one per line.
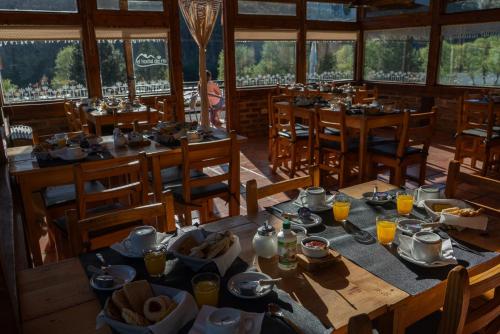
[90, 265, 136, 291]
[290, 213, 322, 228]
[397, 235, 457, 268]
[111, 232, 171, 258]
[362, 192, 393, 206]
[227, 271, 274, 300]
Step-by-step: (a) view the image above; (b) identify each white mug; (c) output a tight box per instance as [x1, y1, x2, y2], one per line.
[415, 185, 441, 203]
[301, 187, 326, 209]
[206, 308, 253, 334]
[411, 231, 442, 262]
[124, 226, 157, 255]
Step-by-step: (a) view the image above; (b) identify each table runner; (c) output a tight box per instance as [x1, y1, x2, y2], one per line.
[80, 247, 330, 334]
[271, 196, 498, 296]
[36, 150, 113, 168]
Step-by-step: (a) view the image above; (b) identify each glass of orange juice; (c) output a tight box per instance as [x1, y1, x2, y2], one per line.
[376, 216, 397, 246]
[192, 272, 220, 307]
[396, 191, 414, 216]
[144, 245, 167, 278]
[333, 194, 351, 222]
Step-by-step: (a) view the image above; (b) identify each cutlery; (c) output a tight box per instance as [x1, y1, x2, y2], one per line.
[96, 252, 110, 273]
[435, 229, 484, 257]
[267, 303, 304, 334]
[239, 278, 282, 286]
[371, 185, 378, 201]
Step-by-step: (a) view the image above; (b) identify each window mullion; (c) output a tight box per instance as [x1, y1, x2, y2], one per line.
[123, 40, 136, 99]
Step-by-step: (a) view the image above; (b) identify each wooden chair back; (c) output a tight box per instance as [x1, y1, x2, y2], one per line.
[354, 85, 378, 104]
[459, 94, 497, 141]
[64, 100, 83, 132]
[269, 95, 292, 137]
[396, 107, 437, 158]
[315, 106, 349, 153]
[438, 265, 500, 334]
[274, 97, 297, 140]
[445, 160, 500, 217]
[65, 193, 175, 255]
[246, 166, 320, 216]
[73, 153, 149, 219]
[157, 99, 176, 122]
[348, 313, 373, 334]
[180, 131, 239, 207]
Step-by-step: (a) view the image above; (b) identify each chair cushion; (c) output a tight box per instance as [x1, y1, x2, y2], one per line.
[148, 167, 205, 184]
[324, 127, 340, 136]
[278, 129, 310, 139]
[369, 142, 422, 157]
[320, 139, 359, 152]
[171, 182, 230, 202]
[43, 181, 105, 208]
[462, 128, 500, 140]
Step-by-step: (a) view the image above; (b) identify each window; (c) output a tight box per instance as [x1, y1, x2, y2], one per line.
[97, 0, 164, 11]
[365, 0, 430, 17]
[0, 0, 77, 12]
[439, 22, 500, 87]
[238, 1, 296, 16]
[234, 30, 296, 88]
[364, 27, 430, 84]
[0, 26, 87, 104]
[307, 2, 356, 22]
[96, 28, 170, 96]
[446, 0, 500, 13]
[306, 31, 357, 82]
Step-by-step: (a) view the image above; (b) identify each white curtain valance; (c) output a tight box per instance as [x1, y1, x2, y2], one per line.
[365, 27, 431, 41]
[0, 26, 82, 40]
[235, 29, 298, 41]
[95, 28, 169, 40]
[442, 22, 500, 41]
[306, 31, 358, 41]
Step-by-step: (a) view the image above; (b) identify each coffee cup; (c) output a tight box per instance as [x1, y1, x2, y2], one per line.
[411, 231, 442, 262]
[124, 226, 157, 255]
[206, 308, 253, 334]
[54, 133, 68, 147]
[301, 187, 327, 210]
[415, 185, 441, 204]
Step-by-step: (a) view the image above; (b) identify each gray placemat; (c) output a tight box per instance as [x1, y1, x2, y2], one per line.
[270, 196, 498, 296]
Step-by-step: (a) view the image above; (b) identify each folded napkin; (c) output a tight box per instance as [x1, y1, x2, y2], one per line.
[97, 285, 198, 334]
[439, 213, 488, 231]
[398, 235, 458, 266]
[111, 232, 171, 258]
[188, 305, 264, 334]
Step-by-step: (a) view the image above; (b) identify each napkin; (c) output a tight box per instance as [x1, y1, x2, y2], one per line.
[188, 305, 264, 334]
[97, 285, 198, 334]
[111, 232, 171, 258]
[398, 235, 458, 266]
[439, 213, 488, 231]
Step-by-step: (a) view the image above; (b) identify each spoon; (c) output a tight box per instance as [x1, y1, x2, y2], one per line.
[96, 253, 110, 273]
[267, 303, 304, 334]
[372, 185, 378, 201]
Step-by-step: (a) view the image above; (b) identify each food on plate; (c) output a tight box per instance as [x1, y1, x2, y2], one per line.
[178, 231, 234, 259]
[304, 240, 327, 250]
[143, 295, 177, 322]
[431, 203, 454, 213]
[105, 280, 178, 326]
[442, 207, 483, 217]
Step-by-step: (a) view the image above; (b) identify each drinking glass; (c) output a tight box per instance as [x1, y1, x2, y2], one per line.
[396, 191, 414, 216]
[143, 244, 166, 278]
[192, 272, 220, 307]
[376, 216, 397, 246]
[333, 194, 351, 222]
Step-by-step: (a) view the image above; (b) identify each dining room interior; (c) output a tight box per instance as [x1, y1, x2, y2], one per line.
[0, 0, 499, 334]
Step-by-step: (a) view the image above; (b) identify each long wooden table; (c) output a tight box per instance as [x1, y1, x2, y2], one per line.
[8, 131, 246, 266]
[85, 107, 158, 136]
[16, 181, 500, 334]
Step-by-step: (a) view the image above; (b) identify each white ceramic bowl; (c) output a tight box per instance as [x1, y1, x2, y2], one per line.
[301, 236, 330, 258]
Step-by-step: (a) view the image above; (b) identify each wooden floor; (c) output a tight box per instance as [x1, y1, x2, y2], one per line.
[38, 132, 499, 264]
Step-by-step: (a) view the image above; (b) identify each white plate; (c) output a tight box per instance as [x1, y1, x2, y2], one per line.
[397, 248, 452, 268]
[290, 213, 322, 228]
[90, 265, 136, 291]
[227, 271, 274, 300]
[362, 192, 393, 206]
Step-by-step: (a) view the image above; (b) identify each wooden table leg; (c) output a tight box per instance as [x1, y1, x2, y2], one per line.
[358, 119, 368, 182]
[95, 119, 102, 136]
[19, 178, 43, 266]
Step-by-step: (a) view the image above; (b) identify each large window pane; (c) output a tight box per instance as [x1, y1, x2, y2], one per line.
[0, 0, 77, 12]
[97, 40, 128, 96]
[446, 0, 500, 12]
[238, 1, 296, 16]
[364, 27, 430, 84]
[97, 0, 119, 10]
[439, 22, 500, 87]
[0, 40, 87, 104]
[306, 34, 356, 82]
[366, 0, 430, 17]
[132, 39, 170, 95]
[307, 2, 356, 22]
[235, 40, 296, 87]
[128, 0, 164, 11]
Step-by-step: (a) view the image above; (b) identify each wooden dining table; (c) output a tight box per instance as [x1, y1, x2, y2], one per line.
[16, 180, 500, 334]
[7, 130, 246, 266]
[85, 107, 159, 136]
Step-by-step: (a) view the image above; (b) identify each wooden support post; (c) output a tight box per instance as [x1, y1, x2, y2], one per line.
[80, 0, 102, 98]
[223, 0, 238, 132]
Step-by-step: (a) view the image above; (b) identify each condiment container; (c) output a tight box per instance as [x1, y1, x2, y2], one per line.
[277, 220, 297, 270]
[252, 223, 277, 259]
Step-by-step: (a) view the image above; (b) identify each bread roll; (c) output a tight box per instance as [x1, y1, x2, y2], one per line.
[123, 280, 154, 314]
[143, 295, 177, 323]
[121, 308, 150, 326]
[111, 289, 131, 312]
[105, 299, 123, 321]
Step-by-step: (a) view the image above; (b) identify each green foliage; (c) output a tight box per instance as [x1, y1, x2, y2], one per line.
[336, 44, 354, 73]
[217, 51, 224, 80]
[53, 45, 76, 88]
[98, 41, 127, 87]
[1, 79, 18, 92]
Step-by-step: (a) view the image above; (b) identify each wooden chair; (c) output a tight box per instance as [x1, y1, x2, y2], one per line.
[354, 85, 378, 105]
[315, 106, 359, 188]
[268, 92, 292, 162]
[64, 100, 84, 132]
[246, 166, 320, 217]
[437, 265, 500, 334]
[271, 97, 314, 177]
[65, 193, 175, 256]
[50, 154, 150, 258]
[156, 99, 176, 122]
[170, 131, 239, 224]
[348, 313, 373, 334]
[445, 160, 500, 217]
[368, 108, 437, 186]
[455, 93, 500, 175]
